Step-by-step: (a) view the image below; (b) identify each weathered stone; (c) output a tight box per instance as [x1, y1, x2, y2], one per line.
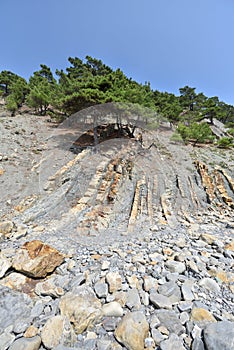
[12, 240, 64, 278]
[126, 288, 141, 310]
[143, 275, 158, 292]
[190, 308, 216, 323]
[151, 328, 167, 345]
[204, 321, 234, 350]
[24, 325, 39, 338]
[0, 332, 15, 350]
[198, 277, 220, 293]
[115, 311, 149, 350]
[35, 278, 64, 297]
[94, 281, 108, 298]
[106, 272, 122, 293]
[8, 336, 41, 350]
[160, 333, 186, 350]
[126, 274, 140, 289]
[158, 280, 181, 303]
[0, 254, 12, 278]
[149, 291, 173, 309]
[41, 315, 76, 349]
[101, 260, 110, 270]
[59, 286, 102, 334]
[225, 240, 234, 251]
[191, 338, 205, 350]
[0, 286, 33, 330]
[200, 233, 215, 244]
[155, 310, 184, 335]
[0, 221, 14, 235]
[165, 260, 186, 274]
[0, 272, 27, 290]
[181, 280, 195, 301]
[102, 301, 123, 317]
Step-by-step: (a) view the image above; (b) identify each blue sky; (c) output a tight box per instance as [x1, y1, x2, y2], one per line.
[1, 0, 234, 105]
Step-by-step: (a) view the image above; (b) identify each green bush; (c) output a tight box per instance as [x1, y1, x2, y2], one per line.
[217, 137, 233, 148]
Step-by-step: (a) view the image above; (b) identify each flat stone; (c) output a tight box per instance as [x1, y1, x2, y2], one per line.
[8, 336, 41, 350]
[198, 277, 220, 293]
[181, 280, 195, 301]
[41, 315, 76, 349]
[115, 311, 149, 350]
[151, 328, 167, 345]
[0, 332, 15, 350]
[155, 310, 184, 335]
[59, 286, 102, 334]
[35, 278, 64, 298]
[102, 301, 123, 317]
[0, 254, 12, 278]
[12, 240, 64, 278]
[143, 275, 158, 292]
[94, 281, 108, 298]
[191, 338, 205, 350]
[0, 221, 14, 235]
[190, 308, 217, 324]
[106, 272, 122, 293]
[0, 286, 33, 330]
[126, 288, 141, 310]
[160, 333, 186, 350]
[204, 321, 234, 350]
[24, 325, 39, 338]
[165, 261, 186, 274]
[149, 291, 173, 309]
[158, 280, 181, 303]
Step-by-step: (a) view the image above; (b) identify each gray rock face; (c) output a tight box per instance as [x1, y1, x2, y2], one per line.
[8, 336, 41, 350]
[204, 321, 234, 350]
[155, 310, 185, 336]
[0, 286, 33, 330]
[160, 333, 186, 350]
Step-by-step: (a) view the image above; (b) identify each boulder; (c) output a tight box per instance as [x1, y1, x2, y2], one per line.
[12, 240, 64, 278]
[41, 316, 76, 349]
[204, 321, 234, 350]
[59, 286, 102, 334]
[115, 311, 149, 350]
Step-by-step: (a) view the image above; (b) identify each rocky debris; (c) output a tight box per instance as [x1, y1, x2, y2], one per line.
[12, 240, 64, 278]
[0, 224, 233, 349]
[0, 112, 234, 349]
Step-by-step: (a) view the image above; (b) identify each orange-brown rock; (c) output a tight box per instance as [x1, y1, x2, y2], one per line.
[12, 240, 64, 278]
[190, 308, 216, 323]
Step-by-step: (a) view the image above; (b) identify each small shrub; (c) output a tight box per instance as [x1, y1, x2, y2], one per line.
[217, 137, 233, 149]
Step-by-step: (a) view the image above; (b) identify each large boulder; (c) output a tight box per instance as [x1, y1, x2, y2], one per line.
[12, 240, 64, 278]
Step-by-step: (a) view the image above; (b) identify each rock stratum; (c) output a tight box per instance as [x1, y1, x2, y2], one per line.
[0, 103, 233, 350]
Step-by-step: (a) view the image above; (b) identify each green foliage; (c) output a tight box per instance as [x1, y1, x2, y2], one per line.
[217, 137, 233, 148]
[227, 128, 234, 136]
[177, 122, 214, 145]
[26, 80, 52, 114]
[1, 57, 234, 128]
[6, 95, 18, 114]
[0, 70, 22, 94]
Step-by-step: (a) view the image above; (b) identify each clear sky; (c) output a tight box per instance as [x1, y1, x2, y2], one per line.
[1, 0, 234, 105]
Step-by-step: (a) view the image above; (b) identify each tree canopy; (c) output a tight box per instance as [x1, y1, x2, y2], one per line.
[1, 56, 233, 137]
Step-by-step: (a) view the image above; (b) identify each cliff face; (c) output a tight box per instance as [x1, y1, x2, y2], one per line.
[0, 107, 234, 241]
[0, 107, 234, 350]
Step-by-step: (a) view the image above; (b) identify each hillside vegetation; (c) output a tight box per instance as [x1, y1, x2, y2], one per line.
[1, 56, 234, 146]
